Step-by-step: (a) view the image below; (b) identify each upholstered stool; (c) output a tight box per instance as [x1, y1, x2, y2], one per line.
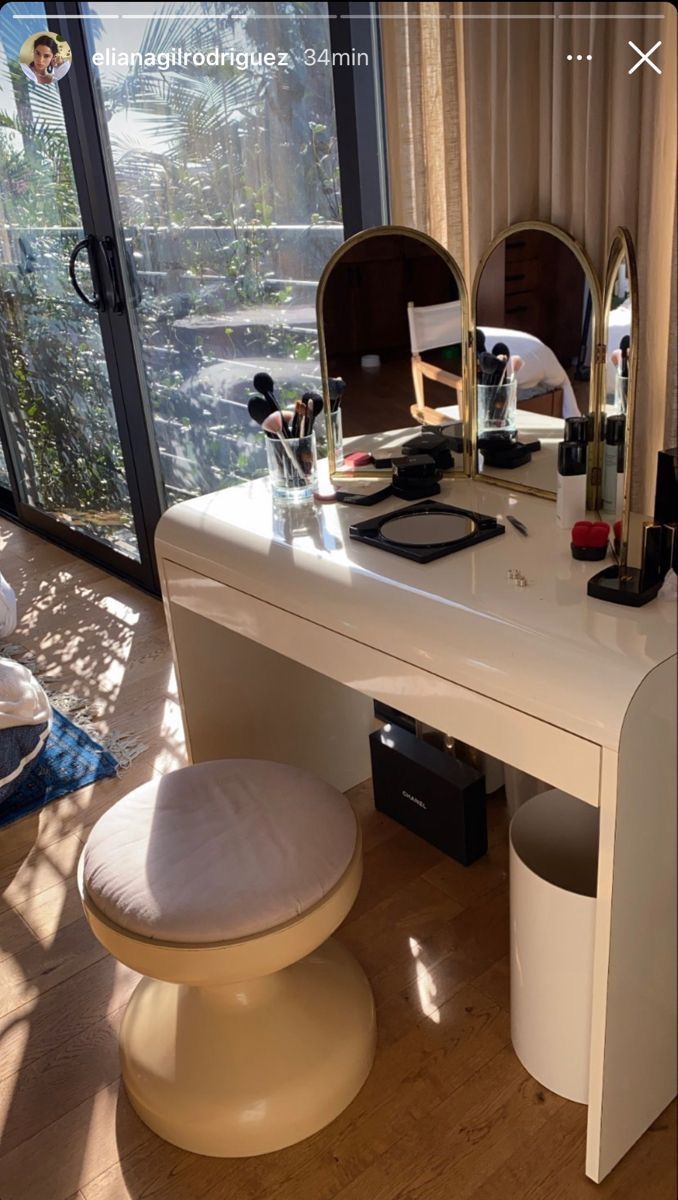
[78, 759, 376, 1157]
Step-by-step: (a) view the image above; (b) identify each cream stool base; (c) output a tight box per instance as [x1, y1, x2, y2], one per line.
[120, 935, 376, 1157]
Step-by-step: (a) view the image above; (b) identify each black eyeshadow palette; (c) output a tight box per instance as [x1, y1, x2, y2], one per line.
[349, 501, 505, 563]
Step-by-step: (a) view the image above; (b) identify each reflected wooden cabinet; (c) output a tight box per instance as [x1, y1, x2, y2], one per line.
[322, 234, 459, 359]
[480, 230, 586, 369]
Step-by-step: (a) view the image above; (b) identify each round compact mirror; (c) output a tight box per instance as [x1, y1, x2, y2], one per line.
[379, 511, 476, 547]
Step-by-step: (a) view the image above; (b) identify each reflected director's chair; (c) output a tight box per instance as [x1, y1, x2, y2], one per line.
[407, 300, 464, 426]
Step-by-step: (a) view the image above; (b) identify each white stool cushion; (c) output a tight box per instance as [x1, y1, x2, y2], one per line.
[82, 760, 358, 945]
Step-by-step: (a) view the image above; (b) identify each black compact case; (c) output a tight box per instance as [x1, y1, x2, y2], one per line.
[369, 724, 487, 865]
[349, 500, 504, 563]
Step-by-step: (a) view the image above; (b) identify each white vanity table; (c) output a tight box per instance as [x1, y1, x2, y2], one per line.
[156, 475, 676, 1184]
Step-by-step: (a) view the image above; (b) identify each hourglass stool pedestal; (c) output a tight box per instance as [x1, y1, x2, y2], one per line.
[78, 759, 376, 1158]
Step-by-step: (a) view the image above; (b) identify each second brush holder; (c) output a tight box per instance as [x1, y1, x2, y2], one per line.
[266, 432, 318, 503]
[477, 378, 518, 438]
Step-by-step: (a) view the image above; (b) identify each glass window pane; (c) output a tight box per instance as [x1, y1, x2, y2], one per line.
[0, 2, 139, 557]
[87, 1, 343, 504]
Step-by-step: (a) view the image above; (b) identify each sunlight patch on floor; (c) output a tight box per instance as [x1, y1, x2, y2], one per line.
[409, 935, 440, 1024]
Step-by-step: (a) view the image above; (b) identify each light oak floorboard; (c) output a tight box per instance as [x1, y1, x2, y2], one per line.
[0, 833, 85, 910]
[0, 957, 139, 1084]
[0, 1081, 154, 1200]
[0, 1007, 125, 1156]
[472, 954, 511, 1012]
[12, 874, 84, 944]
[0, 906, 38, 965]
[0, 517, 674, 1200]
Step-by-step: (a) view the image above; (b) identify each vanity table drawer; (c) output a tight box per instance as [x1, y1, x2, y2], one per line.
[161, 558, 602, 807]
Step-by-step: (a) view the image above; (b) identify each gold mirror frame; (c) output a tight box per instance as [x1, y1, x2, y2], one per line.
[470, 220, 604, 501]
[316, 224, 471, 480]
[602, 227, 639, 569]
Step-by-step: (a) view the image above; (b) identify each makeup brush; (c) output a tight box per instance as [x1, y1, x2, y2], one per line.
[248, 394, 279, 432]
[253, 371, 280, 412]
[261, 411, 288, 438]
[488, 341, 512, 380]
[262, 412, 306, 481]
[328, 377, 346, 412]
[301, 392, 323, 435]
[291, 399, 305, 438]
[478, 352, 504, 385]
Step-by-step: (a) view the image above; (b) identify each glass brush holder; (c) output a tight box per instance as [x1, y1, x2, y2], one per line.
[477, 377, 518, 438]
[265, 431, 317, 502]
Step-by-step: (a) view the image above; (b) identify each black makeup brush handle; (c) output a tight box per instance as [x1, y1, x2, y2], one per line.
[329, 377, 346, 412]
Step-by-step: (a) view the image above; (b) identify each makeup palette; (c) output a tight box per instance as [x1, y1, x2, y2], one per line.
[349, 501, 504, 563]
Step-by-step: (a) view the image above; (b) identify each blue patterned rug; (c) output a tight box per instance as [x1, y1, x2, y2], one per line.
[0, 708, 119, 830]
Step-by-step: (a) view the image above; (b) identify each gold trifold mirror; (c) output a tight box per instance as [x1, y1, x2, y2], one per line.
[316, 221, 655, 542]
[317, 225, 469, 479]
[471, 221, 603, 499]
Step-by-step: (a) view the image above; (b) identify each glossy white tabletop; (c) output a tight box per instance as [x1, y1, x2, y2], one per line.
[156, 475, 676, 751]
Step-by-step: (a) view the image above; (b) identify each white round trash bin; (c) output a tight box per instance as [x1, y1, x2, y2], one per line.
[509, 789, 599, 1104]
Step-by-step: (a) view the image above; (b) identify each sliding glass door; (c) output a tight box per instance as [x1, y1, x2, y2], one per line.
[0, 2, 140, 560]
[0, 0, 385, 587]
[85, 1, 344, 505]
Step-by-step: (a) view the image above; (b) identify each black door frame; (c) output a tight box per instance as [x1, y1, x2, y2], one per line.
[329, 1, 389, 236]
[2, 0, 164, 592]
[0, 1, 387, 593]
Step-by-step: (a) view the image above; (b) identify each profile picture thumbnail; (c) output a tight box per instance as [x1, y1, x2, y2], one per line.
[19, 31, 72, 86]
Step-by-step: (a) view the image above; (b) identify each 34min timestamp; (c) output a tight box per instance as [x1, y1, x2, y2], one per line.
[303, 47, 369, 67]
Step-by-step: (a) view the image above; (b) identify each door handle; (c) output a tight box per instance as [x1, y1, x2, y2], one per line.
[68, 235, 104, 310]
[101, 236, 125, 313]
[124, 245, 143, 308]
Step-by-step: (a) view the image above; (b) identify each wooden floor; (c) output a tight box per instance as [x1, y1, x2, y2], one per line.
[0, 515, 675, 1200]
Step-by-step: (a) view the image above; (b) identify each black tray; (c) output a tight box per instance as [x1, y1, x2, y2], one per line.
[349, 500, 505, 563]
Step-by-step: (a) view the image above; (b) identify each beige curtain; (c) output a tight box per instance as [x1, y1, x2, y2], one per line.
[381, 1, 677, 513]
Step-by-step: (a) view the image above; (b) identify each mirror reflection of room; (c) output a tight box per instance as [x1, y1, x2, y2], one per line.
[596, 235, 634, 543]
[605, 257, 632, 416]
[321, 232, 464, 468]
[475, 228, 592, 493]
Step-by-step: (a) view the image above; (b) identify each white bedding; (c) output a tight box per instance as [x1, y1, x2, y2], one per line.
[479, 326, 580, 418]
[0, 659, 51, 730]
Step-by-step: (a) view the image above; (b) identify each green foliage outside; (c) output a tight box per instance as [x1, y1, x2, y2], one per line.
[0, 2, 342, 541]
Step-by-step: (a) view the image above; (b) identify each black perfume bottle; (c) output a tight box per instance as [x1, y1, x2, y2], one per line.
[587, 445, 677, 606]
[653, 447, 678, 524]
[653, 447, 678, 578]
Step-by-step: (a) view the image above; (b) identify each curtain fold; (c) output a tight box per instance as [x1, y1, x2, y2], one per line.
[381, 1, 677, 513]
